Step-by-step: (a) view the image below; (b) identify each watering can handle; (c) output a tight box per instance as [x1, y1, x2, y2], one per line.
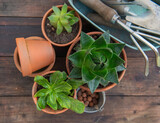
[79, 0, 119, 23]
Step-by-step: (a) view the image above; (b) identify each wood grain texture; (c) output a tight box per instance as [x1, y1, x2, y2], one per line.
[0, 57, 159, 96]
[0, 96, 160, 123]
[0, 0, 68, 17]
[0, 24, 159, 57]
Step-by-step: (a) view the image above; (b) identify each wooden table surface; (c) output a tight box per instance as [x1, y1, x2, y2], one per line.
[0, 0, 160, 123]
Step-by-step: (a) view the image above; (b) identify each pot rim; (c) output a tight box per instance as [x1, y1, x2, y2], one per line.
[14, 36, 56, 77]
[41, 5, 82, 47]
[32, 71, 77, 114]
[66, 31, 127, 92]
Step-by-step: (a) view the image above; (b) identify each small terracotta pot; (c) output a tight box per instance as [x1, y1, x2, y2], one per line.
[14, 36, 56, 77]
[41, 5, 82, 47]
[66, 32, 127, 92]
[32, 71, 76, 114]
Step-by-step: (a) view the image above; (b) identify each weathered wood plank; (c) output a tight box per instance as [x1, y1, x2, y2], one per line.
[0, 57, 159, 96]
[0, 17, 41, 26]
[0, 0, 68, 17]
[0, 96, 160, 123]
[0, 25, 159, 57]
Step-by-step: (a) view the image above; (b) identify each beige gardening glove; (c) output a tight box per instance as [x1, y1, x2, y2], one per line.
[126, 0, 160, 32]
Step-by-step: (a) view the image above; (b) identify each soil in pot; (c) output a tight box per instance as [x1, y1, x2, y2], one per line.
[45, 18, 79, 44]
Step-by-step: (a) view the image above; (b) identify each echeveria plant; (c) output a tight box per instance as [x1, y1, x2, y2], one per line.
[48, 3, 79, 35]
[34, 71, 85, 114]
[68, 32, 126, 93]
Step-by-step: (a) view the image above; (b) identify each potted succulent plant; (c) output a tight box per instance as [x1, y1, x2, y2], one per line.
[66, 31, 127, 93]
[41, 3, 82, 47]
[32, 71, 85, 114]
[14, 36, 56, 77]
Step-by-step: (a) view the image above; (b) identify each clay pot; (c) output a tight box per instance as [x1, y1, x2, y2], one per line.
[32, 71, 76, 114]
[41, 5, 82, 47]
[14, 36, 56, 77]
[66, 32, 127, 92]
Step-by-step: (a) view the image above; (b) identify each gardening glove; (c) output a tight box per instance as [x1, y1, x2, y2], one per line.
[126, 0, 160, 32]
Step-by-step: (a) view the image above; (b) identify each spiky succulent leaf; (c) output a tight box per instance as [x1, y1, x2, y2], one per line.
[56, 21, 63, 35]
[48, 4, 79, 35]
[34, 71, 85, 113]
[68, 31, 126, 93]
[69, 67, 81, 78]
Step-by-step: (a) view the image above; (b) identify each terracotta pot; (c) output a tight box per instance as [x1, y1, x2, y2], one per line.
[14, 36, 56, 77]
[41, 5, 82, 47]
[32, 71, 76, 114]
[66, 32, 127, 92]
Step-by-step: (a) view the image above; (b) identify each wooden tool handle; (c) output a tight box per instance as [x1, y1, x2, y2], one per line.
[80, 0, 118, 23]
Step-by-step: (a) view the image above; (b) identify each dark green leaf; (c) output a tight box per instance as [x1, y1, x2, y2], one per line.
[69, 97, 85, 114]
[91, 48, 113, 60]
[57, 101, 63, 110]
[106, 53, 124, 68]
[37, 96, 47, 109]
[57, 92, 71, 109]
[80, 32, 95, 50]
[82, 55, 96, 81]
[61, 3, 68, 15]
[68, 50, 86, 67]
[56, 21, 63, 35]
[67, 79, 85, 89]
[88, 77, 101, 93]
[34, 76, 50, 88]
[69, 67, 82, 78]
[53, 81, 72, 93]
[90, 35, 107, 48]
[102, 31, 110, 43]
[52, 6, 61, 15]
[116, 64, 126, 72]
[50, 71, 67, 85]
[67, 10, 75, 15]
[93, 66, 108, 78]
[36, 102, 42, 111]
[107, 43, 125, 55]
[47, 92, 57, 110]
[34, 89, 49, 97]
[69, 17, 79, 25]
[100, 78, 110, 87]
[104, 68, 119, 84]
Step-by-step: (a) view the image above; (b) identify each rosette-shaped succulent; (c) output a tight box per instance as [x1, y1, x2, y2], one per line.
[48, 3, 79, 35]
[68, 32, 126, 93]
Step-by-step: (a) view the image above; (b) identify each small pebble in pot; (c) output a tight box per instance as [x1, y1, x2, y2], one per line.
[83, 97, 87, 101]
[89, 102, 94, 107]
[91, 93, 96, 98]
[51, 27, 55, 31]
[87, 96, 92, 102]
[78, 96, 83, 101]
[82, 92, 87, 97]
[95, 94, 99, 99]
[84, 101, 89, 106]
[81, 89, 85, 92]
[78, 91, 82, 97]
[93, 98, 98, 105]
[87, 91, 92, 95]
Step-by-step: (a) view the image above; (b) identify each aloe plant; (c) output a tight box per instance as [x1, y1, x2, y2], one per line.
[34, 71, 85, 114]
[68, 32, 126, 93]
[48, 3, 79, 35]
